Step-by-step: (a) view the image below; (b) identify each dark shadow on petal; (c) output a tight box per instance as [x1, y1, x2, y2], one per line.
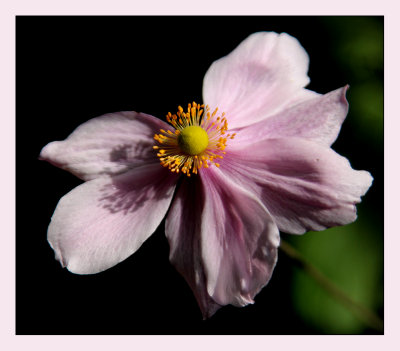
[109, 140, 157, 164]
[109, 144, 133, 162]
[98, 163, 178, 216]
[96, 141, 160, 177]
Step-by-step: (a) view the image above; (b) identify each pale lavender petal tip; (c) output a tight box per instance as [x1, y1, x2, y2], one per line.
[48, 164, 178, 274]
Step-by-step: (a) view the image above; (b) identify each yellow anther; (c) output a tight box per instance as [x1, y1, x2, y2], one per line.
[153, 102, 235, 175]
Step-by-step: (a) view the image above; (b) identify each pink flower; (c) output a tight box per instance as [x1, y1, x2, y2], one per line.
[40, 32, 373, 318]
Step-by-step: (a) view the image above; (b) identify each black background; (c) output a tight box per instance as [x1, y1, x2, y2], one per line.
[16, 16, 382, 334]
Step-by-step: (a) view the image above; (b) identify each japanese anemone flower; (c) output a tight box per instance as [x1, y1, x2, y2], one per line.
[40, 32, 373, 318]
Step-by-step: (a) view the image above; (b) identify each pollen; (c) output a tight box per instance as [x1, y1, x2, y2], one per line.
[153, 102, 235, 176]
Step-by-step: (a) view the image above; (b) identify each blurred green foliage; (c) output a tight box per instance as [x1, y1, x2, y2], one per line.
[287, 218, 383, 333]
[287, 17, 383, 334]
[322, 17, 383, 145]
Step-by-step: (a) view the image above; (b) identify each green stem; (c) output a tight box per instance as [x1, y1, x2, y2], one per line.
[279, 240, 383, 333]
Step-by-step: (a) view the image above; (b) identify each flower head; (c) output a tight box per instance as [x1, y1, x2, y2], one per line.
[153, 103, 233, 175]
[40, 32, 373, 318]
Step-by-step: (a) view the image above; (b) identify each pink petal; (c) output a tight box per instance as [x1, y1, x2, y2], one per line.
[202, 32, 310, 129]
[165, 168, 279, 316]
[48, 163, 178, 274]
[222, 138, 373, 234]
[40, 111, 171, 181]
[233, 86, 349, 148]
[164, 176, 222, 318]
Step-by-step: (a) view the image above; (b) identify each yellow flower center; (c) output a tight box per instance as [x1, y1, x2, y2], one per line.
[153, 102, 236, 176]
[177, 126, 209, 155]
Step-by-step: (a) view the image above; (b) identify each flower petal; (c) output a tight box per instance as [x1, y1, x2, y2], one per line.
[164, 176, 222, 318]
[222, 138, 373, 234]
[40, 111, 171, 181]
[165, 169, 279, 315]
[233, 86, 349, 148]
[48, 163, 178, 274]
[202, 32, 310, 129]
[202, 169, 280, 306]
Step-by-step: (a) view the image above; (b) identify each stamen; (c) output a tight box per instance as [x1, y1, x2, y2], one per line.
[153, 102, 235, 176]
